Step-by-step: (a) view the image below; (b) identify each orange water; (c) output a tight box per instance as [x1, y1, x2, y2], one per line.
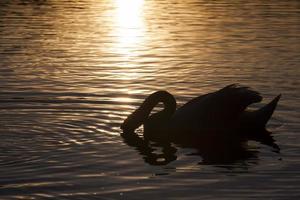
[0, 0, 299, 199]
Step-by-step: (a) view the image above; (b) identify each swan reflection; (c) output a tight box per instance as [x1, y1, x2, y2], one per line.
[121, 129, 279, 166]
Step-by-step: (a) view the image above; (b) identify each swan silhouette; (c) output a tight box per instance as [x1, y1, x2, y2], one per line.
[121, 84, 281, 141]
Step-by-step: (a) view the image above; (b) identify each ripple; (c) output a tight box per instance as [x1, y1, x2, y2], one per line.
[1, 0, 300, 199]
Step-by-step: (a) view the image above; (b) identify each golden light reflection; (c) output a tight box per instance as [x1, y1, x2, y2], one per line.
[113, 0, 145, 56]
[114, 96, 136, 103]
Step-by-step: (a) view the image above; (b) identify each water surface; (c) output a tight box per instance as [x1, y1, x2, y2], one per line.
[0, 0, 300, 199]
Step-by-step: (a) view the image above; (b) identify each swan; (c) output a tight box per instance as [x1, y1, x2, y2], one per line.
[121, 84, 281, 141]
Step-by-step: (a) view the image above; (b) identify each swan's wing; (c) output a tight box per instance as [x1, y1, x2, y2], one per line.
[171, 84, 262, 129]
[218, 84, 262, 112]
[204, 84, 263, 122]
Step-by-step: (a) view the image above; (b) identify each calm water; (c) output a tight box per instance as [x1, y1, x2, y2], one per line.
[0, 0, 300, 199]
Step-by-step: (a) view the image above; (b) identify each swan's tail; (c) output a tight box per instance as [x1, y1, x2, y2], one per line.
[254, 94, 281, 127]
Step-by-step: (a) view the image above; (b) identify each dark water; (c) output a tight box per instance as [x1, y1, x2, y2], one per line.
[0, 0, 300, 199]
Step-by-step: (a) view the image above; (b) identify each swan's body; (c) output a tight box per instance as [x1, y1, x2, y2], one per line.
[121, 84, 280, 141]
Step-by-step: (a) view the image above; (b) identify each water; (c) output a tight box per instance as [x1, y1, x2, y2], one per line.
[0, 0, 299, 199]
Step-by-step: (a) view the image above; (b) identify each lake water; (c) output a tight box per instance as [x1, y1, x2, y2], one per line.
[0, 0, 299, 199]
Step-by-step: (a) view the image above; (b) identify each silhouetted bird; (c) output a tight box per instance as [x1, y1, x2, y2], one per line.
[121, 84, 280, 141]
[120, 84, 281, 165]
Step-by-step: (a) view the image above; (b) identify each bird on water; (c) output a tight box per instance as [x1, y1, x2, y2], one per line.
[121, 84, 281, 142]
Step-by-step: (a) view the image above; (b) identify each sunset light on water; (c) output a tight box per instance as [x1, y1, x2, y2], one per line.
[113, 0, 145, 54]
[0, 0, 299, 199]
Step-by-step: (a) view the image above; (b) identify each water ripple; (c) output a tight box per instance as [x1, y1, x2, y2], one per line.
[1, 0, 300, 199]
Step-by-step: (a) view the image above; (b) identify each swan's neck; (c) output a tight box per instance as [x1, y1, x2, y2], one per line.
[121, 91, 176, 132]
[140, 90, 176, 119]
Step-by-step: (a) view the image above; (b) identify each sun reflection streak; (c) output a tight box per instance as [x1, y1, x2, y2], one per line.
[113, 0, 145, 56]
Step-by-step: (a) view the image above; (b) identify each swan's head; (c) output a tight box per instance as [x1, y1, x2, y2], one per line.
[121, 108, 147, 133]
